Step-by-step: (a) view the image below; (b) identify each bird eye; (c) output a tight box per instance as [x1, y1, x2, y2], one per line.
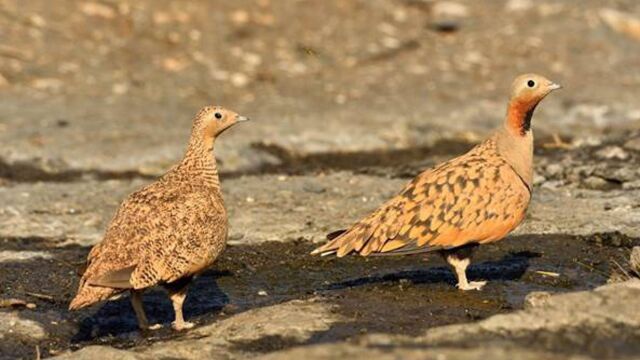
[214, 112, 222, 119]
[527, 80, 535, 88]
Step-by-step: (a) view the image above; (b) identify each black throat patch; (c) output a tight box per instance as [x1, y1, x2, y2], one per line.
[521, 104, 538, 136]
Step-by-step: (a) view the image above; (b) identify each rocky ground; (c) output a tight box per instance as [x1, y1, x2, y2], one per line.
[1, 0, 640, 359]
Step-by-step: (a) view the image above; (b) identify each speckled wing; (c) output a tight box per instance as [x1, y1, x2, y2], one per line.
[312, 139, 531, 257]
[82, 182, 227, 290]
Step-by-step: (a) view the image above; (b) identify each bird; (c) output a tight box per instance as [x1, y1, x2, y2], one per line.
[312, 74, 561, 290]
[69, 106, 249, 330]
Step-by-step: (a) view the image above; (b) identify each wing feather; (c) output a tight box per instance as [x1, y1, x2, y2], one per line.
[313, 138, 531, 257]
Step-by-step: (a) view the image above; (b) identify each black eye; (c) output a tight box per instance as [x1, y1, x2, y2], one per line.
[214, 112, 222, 119]
[527, 80, 535, 88]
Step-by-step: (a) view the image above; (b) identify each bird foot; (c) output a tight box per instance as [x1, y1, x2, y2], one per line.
[457, 281, 487, 291]
[172, 321, 195, 331]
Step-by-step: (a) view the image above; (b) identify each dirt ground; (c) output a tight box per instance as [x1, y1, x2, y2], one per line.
[1, 0, 640, 359]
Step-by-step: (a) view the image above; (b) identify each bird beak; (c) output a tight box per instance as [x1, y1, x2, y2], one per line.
[548, 82, 562, 91]
[236, 115, 250, 122]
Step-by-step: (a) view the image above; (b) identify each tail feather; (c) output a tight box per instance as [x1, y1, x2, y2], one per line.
[310, 230, 348, 256]
[69, 284, 120, 310]
[312, 225, 371, 257]
[326, 229, 347, 241]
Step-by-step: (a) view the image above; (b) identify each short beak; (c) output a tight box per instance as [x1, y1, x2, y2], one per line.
[548, 82, 562, 91]
[236, 115, 250, 122]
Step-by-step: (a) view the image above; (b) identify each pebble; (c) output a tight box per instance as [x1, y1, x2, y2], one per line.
[30, 78, 63, 91]
[524, 291, 552, 309]
[81, 2, 116, 19]
[0, 250, 52, 263]
[532, 174, 546, 186]
[595, 146, 629, 160]
[430, 1, 468, 33]
[432, 1, 469, 18]
[230, 10, 250, 26]
[303, 183, 327, 194]
[161, 57, 189, 72]
[544, 163, 564, 178]
[582, 176, 611, 190]
[505, 0, 533, 12]
[111, 83, 129, 95]
[230, 73, 249, 88]
[0, 312, 46, 340]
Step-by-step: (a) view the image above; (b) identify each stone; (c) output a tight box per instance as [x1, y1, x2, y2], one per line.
[544, 163, 564, 178]
[523, 291, 552, 309]
[505, 0, 533, 12]
[0, 250, 52, 263]
[595, 146, 629, 160]
[581, 176, 611, 190]
[0, 312, 46, 340]
[80, 2, 116, 19]
[432, 1, 469, 18]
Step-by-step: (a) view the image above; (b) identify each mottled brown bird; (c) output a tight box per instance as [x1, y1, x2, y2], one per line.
[69, 106, 249, 330]
[312, 74, 561, 290]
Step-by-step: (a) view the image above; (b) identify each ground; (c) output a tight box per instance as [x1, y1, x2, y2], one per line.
[1, 0, 640, 359]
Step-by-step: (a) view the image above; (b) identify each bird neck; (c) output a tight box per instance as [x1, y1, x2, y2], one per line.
[497, 99, 536, 190]
[505, 98, 538, 137]
[177, 133, 220, 188]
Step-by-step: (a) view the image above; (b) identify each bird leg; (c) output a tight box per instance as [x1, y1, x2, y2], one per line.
[130, 290, 162, 331]
[166, 278, 194, 331]
[441, 245, 486, 291]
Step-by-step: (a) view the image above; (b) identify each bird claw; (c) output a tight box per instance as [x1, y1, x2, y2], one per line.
[457, 281, 487, 291]
[172, 321, 195, 331]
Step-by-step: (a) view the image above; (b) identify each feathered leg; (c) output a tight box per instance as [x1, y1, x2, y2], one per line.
[441, 244, 486, 291]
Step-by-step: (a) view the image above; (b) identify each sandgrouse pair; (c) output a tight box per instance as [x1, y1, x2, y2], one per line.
[70, 74, 561, 330]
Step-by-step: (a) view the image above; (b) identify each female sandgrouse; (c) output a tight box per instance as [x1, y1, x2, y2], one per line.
[69, 106, 249, 330]
[312, 74, 561, 290]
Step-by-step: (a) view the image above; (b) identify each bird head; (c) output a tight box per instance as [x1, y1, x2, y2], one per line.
[509, 73, 561, 107]
[194, 106, 250, 138]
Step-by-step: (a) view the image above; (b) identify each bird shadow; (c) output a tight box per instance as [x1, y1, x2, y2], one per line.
[71, 270, 231, 342]
[323, 251, 540, 291]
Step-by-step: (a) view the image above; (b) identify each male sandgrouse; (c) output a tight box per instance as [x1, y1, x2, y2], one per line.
[312, 74, 561, 290]
[69, 106, 249, 330]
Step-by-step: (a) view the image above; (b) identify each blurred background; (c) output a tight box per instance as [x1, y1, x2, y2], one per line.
[1, 0, 639, 178]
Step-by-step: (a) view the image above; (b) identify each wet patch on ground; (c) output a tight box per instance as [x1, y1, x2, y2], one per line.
[0, 233, 636, 358]
[0, 158, 156, 184]
[220, 136, 640, 193]
[225, 139, 475, 179]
